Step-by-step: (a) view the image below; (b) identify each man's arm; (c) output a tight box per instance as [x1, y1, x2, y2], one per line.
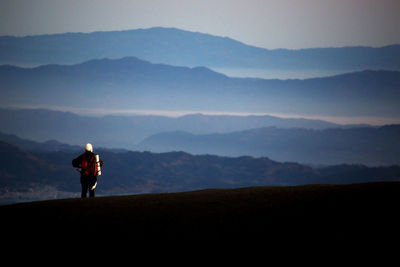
[72, 155, 83, 168]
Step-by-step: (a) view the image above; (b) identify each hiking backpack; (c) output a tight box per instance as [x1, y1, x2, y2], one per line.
[81, 153, 98, 176]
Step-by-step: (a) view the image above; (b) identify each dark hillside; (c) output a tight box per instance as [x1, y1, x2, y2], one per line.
[1, 139, 400, 202]
[2, 182, 400, 243]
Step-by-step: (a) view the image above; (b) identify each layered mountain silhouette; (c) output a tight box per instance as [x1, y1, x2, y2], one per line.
[136, 125, 400, 166]
[1, 57, 399, 117]
[1, 136, 400, 203]
[1, 109, 399, 166]
[0, 108, 342, 148]
[1, 27, 399, 207]
[1, 27, 399, 72]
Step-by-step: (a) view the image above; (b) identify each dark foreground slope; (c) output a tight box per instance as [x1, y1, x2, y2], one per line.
[2, 182, 400, 243]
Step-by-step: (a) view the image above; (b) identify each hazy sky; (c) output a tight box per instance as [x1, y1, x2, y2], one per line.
[0, 0, 399, 49]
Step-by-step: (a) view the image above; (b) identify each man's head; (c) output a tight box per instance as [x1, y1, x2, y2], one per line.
[85, 143, 93, 153]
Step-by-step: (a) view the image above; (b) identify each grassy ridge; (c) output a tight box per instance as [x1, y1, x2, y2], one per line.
[2, 182, 400, 243]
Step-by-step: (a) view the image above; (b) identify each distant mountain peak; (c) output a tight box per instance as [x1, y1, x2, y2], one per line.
[77, 56, 149, 67]
[14, 56, 229, 80]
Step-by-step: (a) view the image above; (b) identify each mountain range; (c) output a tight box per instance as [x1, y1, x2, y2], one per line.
[1, 109, 399, 166]
[1, 27, 400, 204]
[1, 137, 400, 204]
[0, 108, 343, 148]
[1, 27, 400, 72]
[136, 125, 400, 166]
[1, 57, 400, 117]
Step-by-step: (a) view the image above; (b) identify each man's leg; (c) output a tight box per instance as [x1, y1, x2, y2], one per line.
[89, 188, 95, 197]
[81, 183, 88, 198]
[81, 176, 88, 198]
[88, 175, 97, 198]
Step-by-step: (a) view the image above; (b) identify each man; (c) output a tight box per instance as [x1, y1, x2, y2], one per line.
[72, 143, 103, 198]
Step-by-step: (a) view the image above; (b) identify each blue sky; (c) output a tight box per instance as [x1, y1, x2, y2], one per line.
[0, 0, 399, 49]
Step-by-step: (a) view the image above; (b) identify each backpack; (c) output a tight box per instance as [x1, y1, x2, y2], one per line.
[81, 152, 98, 176]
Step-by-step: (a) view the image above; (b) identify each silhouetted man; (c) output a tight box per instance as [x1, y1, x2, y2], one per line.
[72, 143, 103, 198]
